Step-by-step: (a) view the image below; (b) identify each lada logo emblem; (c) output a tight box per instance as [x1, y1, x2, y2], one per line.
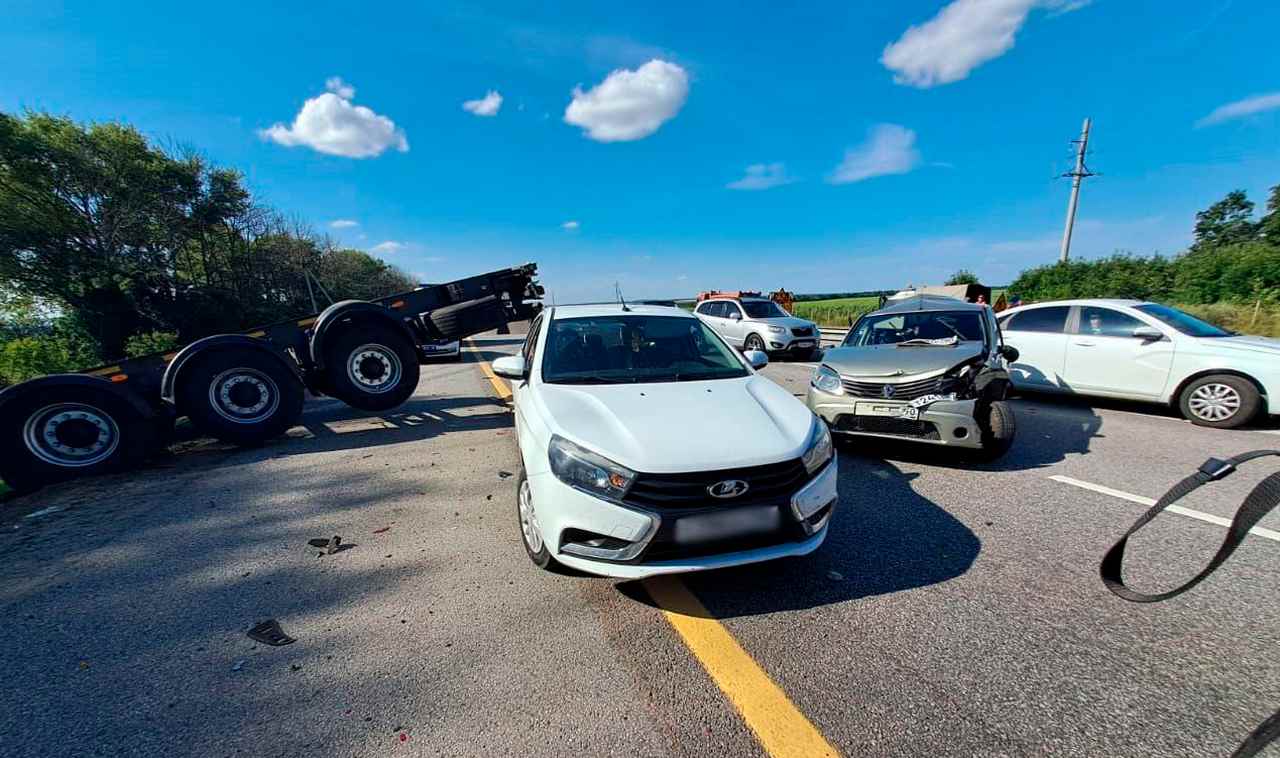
[881, 384, 896, 399]
[707, 479, 750, 499]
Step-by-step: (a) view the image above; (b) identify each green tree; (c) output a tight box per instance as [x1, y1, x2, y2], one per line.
[1259, 184, 1280, 247]
[0, 112, 252, 358]
[945, 269, 979, 285]
[1192, 190, 1258, 251]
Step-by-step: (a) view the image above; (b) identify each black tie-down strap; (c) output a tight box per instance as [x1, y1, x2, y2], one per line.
[1099, 450, 1280, 757]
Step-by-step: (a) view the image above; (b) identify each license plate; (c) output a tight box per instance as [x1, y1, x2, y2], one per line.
[854, 402, 909, 417]
[793, 340, 814, 348]
[909, 393, 955, 409]
[897, 406, 920, 421]
[673, 506, 781, 544]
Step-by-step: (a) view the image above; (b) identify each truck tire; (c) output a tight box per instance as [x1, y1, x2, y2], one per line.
[973, 400, 1016, 462]
[1178, 374, 1260, 429]
[324, 325, 420, 411]
[176, 350, 304, 446]
[0, 385, 155, 492]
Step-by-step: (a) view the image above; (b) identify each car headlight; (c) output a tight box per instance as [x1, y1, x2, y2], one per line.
[801, 418, 833, 474]
[767, 325, 786, 334]
[548, 435, 635, 501]
[811, 365, 842, 394]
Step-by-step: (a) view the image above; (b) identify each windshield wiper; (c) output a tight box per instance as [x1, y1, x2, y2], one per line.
[547, 376, 632, 385]
[896, 337, 959, 347]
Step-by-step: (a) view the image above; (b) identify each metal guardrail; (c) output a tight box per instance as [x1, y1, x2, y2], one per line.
[818, 327, 846, 347]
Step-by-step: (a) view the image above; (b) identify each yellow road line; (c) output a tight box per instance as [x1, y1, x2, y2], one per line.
[469, 341, 513, 401]
[472, 348, 836, 757]
[643, 578, 840, 758]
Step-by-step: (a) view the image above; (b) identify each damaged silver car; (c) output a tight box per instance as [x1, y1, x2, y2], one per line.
[805, 295, 1019, 459]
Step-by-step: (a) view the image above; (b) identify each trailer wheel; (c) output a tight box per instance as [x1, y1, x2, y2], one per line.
[324, 326, 420, 411]
[177, 350, 304, 446]
[0, 386, 153, 492]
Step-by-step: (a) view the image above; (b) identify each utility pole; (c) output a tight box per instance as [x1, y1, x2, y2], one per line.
[1058, 117, 1095, 263]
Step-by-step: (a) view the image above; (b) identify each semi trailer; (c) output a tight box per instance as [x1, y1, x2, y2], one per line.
[0, 263, 542, 493]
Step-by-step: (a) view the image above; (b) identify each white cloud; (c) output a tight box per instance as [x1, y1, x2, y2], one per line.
[561, 220, 580, 230]
[1196, 92, 1280, 127]
[564, 59, 689, 142]
[462, 90, 503, 117]
[324, 76, 355, 100]
[328, 219, 359, 229]
[370, 241, 405, 255]
[828, 124, 922, 185]
[727, 162, 794, 191]
[260, 79, 408, 158]
[881, 0, 1087, 88]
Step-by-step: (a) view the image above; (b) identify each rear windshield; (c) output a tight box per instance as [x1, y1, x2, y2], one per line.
[845, 310, 986, 346]
[542, 315, 750, 384]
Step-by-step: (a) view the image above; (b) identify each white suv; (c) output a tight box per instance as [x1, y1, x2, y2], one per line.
[492, 304, 837, 578]
[694, 297, 820, 360]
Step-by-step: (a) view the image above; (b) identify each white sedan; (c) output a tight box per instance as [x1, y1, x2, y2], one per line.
[491, 303, 837, 578]
[997, 299, 1280, 428]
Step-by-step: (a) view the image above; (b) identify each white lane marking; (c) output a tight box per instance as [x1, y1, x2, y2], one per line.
[1049, 474, 1280, 543]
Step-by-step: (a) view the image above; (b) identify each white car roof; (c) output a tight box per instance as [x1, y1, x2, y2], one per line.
[549, 303, 694, 320]
[1005, 298, 1147, 310]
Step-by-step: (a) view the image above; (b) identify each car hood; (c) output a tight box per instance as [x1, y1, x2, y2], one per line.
[1201, 334, 1280, 355]
[756, 316, 815, 330]
[537, 375, 813, 474]
[820, 342, 986, 378]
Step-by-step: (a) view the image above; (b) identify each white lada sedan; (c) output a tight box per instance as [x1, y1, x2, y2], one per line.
[492, 304, 837, 578]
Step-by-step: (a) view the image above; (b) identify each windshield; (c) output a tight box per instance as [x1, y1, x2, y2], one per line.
[741, 300, 788, 319]
[844, 310, 986, 346]
[1135, 303, 1231, 337]
[542, 315, 750, 384]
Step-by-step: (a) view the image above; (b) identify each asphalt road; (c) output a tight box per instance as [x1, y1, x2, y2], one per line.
[2, 337, 1278, 757]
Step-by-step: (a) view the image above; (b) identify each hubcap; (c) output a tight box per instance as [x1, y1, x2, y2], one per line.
[347, 344, 402, 394]
[518, 478, 543, 553]
[1188, 383, 1241, 422]
[209, 368, 280, 424]
[23, 403, 120, 467]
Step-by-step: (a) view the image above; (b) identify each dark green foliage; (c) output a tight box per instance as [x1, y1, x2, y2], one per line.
[945, 269, 979, 285]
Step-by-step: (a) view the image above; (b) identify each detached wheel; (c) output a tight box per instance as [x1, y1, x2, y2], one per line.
[1179, 375, 1260, 429]
[516, 468, 555, 571]
[0, 385, 154, 492]
[973, 400, 1016, 461]
[744, 333, 766, 353]
[324, 326, 420, 411]
[177, 350, 304, 446]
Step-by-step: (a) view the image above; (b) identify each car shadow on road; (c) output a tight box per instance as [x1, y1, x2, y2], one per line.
[617, 455, 981, 618]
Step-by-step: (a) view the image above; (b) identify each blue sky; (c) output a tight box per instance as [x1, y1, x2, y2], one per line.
[4, 0, 1279, 302]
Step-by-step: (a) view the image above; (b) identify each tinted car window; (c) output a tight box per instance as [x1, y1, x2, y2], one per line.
[1136, 303, 1230, 337]
[1005, 306, 1070, 334]
[742, 300, 786, 319]
[695, 301, 716, 317]
[1078, 306, 1143, 338]
[721, 301, 742, 318]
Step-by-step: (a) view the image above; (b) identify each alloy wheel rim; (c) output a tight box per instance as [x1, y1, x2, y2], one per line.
[209, 368, 280, 424]
[1188, 383, 1241, 422]
[518, 478, 543, 553]
[347, 344, 402, 394]
[22, 403, 120, 467]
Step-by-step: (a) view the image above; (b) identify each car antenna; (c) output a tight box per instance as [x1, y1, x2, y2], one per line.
[615, 281, 631, 312]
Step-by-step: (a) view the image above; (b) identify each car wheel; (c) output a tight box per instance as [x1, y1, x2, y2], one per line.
[973, 400, 1016, 461]
[744, 333, 766, 353]
[516, 468, 556, 570]
[1178, 375, 1260, 429]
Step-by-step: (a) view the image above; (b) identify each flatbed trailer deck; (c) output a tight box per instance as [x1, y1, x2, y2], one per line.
[0, 263, 542, 493]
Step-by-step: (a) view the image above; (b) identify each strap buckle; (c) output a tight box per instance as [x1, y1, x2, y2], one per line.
[1197, 457, 1236, 481]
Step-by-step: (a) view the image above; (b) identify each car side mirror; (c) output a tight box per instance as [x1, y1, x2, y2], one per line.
[492, 355, 527, 379]
[1132, 326, 1163, 342]
[729, 312, 742, 321]
[744, 349, 769, 369]
[999, 345, 1020, 362]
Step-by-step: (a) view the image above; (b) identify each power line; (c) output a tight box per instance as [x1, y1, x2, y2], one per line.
[1059, 117, 1097, 263]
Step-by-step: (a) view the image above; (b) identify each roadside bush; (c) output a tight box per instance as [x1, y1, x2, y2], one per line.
[0, 336, 81, 385]
[125, 331, 179, 358]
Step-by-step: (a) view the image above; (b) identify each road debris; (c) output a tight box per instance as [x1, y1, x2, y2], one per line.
[232, 660, 245, 671]
[307, 536, 343, 555]
[497, 470, 513, 479]
[24, 506, 64, 519]
[372, 526, 391, 534]
[247, 619, 296, 647]
[826, 570, 845, 581]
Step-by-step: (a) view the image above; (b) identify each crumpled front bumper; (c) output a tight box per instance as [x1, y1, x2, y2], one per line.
[806, 386, 984, 449]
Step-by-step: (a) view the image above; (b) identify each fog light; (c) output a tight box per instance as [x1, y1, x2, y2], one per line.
[770, 342, 784, 348]
[954, 427, 968, 439]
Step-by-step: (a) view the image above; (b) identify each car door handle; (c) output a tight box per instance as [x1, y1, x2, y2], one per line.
[1073, 340, 1096, 347]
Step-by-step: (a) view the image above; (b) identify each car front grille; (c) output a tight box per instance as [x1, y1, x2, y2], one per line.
[841, 374, 942, 401]
[791, 327, 814, 337]
[833, 414, 940, 440]
[623, 459, 810, 509]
